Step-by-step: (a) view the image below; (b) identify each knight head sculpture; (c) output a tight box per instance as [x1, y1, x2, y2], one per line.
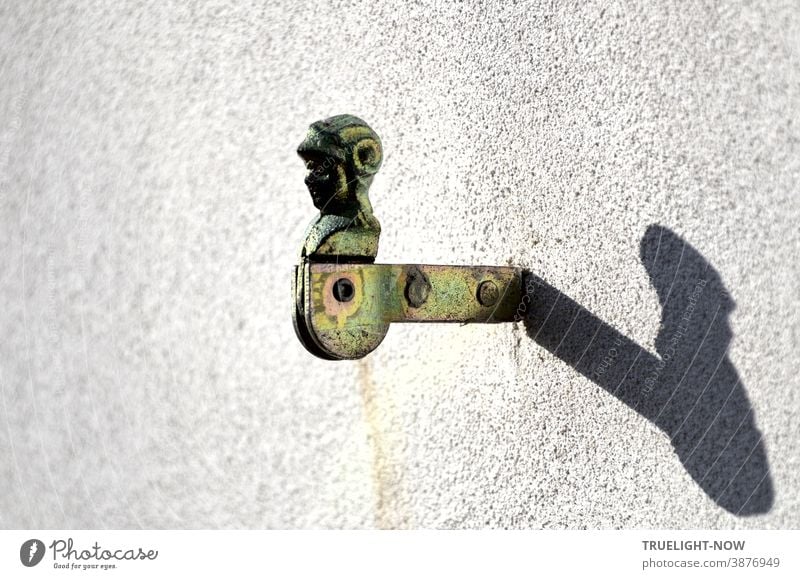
[297, 114, 382, 261]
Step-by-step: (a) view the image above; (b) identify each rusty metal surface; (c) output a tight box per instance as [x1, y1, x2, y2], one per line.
[299, 264, 522, 359]
[309, 263, 522, 323]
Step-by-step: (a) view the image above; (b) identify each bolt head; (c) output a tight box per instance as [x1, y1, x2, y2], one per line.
[406, 278, 430, 308]
[405, 267, 431, 308]
[477, 280, 499, 307]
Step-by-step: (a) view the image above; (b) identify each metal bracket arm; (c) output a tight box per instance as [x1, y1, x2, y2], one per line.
[294, 263, 523, 359]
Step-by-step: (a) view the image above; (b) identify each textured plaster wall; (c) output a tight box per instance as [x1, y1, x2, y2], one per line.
[1, 1, 798, 528]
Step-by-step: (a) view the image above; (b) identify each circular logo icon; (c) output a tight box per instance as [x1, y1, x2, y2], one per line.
[20, 539, 45, 567]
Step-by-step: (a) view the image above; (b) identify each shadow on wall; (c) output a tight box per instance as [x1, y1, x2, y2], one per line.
[522, 225, 773, 515]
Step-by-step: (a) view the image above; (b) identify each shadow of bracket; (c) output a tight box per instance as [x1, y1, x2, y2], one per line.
[522, 224, 773, 516]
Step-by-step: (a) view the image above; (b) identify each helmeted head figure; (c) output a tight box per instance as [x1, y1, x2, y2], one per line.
[297, 114, 382, 213]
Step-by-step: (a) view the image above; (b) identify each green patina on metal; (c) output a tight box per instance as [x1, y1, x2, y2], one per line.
[296, 114, 382, 261]
[293, 115, 523, 360]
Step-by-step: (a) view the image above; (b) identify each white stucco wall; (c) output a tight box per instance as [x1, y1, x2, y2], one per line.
[1, 0, 798, 528]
